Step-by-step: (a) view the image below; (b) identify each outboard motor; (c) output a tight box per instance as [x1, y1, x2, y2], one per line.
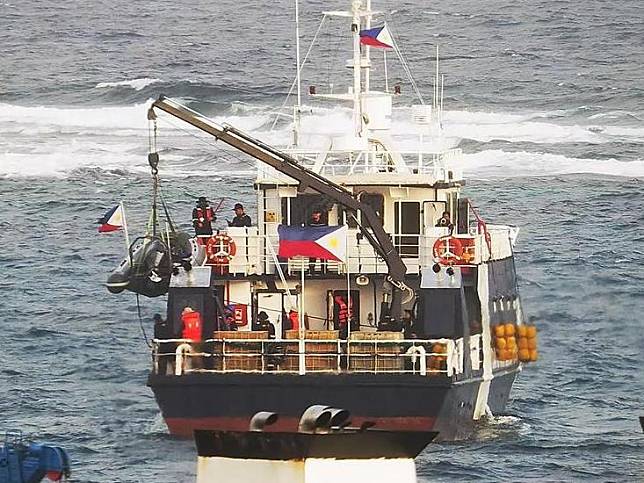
[0, 431, 71, 483]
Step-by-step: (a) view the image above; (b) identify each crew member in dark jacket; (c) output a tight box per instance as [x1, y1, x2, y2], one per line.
[256, 311, 276, 339]
[435, 211, 454, 234]
[228, 203, 252, 227]
[307, 208, 327, 273]
[153, 313, 174, 375]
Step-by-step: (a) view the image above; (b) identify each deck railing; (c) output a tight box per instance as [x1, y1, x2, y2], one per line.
[152, 338, 463, 377]
[205, 225, 514, 277]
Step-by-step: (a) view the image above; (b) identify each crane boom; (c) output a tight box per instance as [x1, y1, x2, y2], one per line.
[149, 96, 409, 319]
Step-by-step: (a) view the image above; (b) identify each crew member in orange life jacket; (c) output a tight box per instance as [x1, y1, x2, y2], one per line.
[181, 307, 203, 341]
[334, 294, 353, 339]
[192, 197, 216, 237]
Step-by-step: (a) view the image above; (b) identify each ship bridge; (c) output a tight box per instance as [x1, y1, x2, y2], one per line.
[217, 152, 514, 279]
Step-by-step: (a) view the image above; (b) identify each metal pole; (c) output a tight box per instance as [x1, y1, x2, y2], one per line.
[364, 0, 372, 92]
[120, 201, 132, 261]
[299, 260, 305, 374]
[346, 226, 352, 338]
[265, 237, 297, 311]
[383, 50, 389, 92]
[351, 0, 362, 137]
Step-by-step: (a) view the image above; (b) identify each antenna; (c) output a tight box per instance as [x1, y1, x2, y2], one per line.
[294, 0, 302, 146]
[295, 0, 302, 110]
[440, 74, 444, 129]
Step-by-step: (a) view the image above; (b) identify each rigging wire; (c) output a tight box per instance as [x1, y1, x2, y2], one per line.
[270, 14, 328, 131]
[136, 293, 152, 348]
[385, 20, 425, 104]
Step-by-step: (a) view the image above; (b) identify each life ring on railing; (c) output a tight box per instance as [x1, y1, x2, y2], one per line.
[432, 236, 464, 265]
[205, 234, 237, 265]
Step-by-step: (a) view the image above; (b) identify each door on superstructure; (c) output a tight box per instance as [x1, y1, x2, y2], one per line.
[394, 201, 420, 257]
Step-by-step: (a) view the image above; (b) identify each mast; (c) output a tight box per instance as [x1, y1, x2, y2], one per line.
[351, 0, 362, 137]
[363, 0, 371, 93]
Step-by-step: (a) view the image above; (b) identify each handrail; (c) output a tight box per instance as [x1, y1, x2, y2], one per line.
[155, 337, 461, 377]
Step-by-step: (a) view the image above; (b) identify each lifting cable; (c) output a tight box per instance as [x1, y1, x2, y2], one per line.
[136, 293, 152, 348]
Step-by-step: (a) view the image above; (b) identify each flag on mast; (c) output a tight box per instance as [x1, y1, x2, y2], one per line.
[97, 204, 124, 233]
[278, 225, 347, 262]
[359, 24, 394, 49]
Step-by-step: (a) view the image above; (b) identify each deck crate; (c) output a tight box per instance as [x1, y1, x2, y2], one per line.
[348, 331, 404, 371]
[212, 331, 269, 371]
[282, 330, 339, 372]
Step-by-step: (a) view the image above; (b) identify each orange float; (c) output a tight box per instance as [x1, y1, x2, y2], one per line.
[494, 325, 505, 338]
[505, 323, 516, 336]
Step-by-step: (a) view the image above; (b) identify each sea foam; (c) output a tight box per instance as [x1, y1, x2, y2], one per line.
[95, 78, 162, 91]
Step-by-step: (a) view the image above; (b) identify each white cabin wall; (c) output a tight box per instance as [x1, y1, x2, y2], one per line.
[296, 279, 382, 332]
[256, 291, 285, 336]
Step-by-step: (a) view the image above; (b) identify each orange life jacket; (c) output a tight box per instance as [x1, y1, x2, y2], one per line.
[195, 207, 214, 227]
[181, 311, 203, 340]
[334, 295, 352, 326]
[288, 310, 299, 331]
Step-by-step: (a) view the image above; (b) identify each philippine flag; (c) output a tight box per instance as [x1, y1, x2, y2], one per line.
[359, 24, 394, 49]
[278, 225, 348, 262]
[97, 204, 124, 233]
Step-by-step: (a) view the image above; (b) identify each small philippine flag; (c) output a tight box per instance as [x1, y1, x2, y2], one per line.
[359, 24, 394, 49]
[97, 204, 124, 233]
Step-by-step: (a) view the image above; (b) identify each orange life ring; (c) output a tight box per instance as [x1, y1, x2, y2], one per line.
[205, 234, 237, 265]
[432, 236, 464, 265]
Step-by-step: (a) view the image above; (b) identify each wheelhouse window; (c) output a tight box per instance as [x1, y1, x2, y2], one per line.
[281, 194, 330, 225]
[338, 192, 384, 228]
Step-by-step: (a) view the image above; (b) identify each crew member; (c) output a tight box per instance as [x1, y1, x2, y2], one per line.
[181, 306, 203, 341]
[435, 211, 454, 234]
[307, 208, 327, 273]
[192, 197, 216, 237]
[334, 294, 354, 339]
[223, 305, 238, 331]
[402, 309, 417, 339]
[153, 313, 174, 375]
[307, 208, 326, 227]
[228, 203, 252, 227]
[256, 311, 276, 339]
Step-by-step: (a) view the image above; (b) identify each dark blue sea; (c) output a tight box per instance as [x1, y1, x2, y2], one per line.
[1, 0, 642, 481]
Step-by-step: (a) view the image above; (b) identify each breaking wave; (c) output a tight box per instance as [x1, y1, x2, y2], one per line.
[1, 101, 642, 179]
[457, 150, 644, 178]
[95, 78, 162, 91]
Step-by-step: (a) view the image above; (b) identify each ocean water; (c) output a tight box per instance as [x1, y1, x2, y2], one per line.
[1, 0, 642, 481]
